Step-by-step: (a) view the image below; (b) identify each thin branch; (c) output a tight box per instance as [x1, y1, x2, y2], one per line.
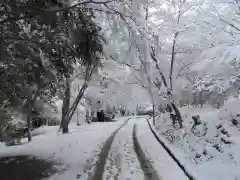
[153, 78, 162, 90]
[179, 5, 193, 16]
[133, 74, 148, 89]
[234, 0, 240, 12]
[220, 18, 240, 32]
[52, 0, 113, 12]
[169, 31, 180, 90]
[109, 55, 132, 68]
[176, 61, 193, 79]
[103, 4, 136, 22]
[150, 46, 169, 88]
[0, 0, 113, 25]
[162, 49, 193, 55]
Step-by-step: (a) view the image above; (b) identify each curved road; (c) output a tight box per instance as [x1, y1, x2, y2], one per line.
[80, 117, 188, 180]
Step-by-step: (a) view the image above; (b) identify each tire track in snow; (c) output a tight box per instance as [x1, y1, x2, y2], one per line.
[133, 124, 162, 180]
[104, 146, 122, 180]
[146, 118, 195, 180]
[103, 119, 144, 180]
[90, 119, 130, 180]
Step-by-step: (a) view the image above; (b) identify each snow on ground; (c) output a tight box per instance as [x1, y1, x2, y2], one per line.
[31, 125, 60, 137]
[155, 100, 240, 180]
[0, 119, 127, 180]
[103, 119, 144, 180]
[0, 142, 5, 151]
[136, 118, 189, 180]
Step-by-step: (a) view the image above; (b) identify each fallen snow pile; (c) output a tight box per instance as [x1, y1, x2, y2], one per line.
[155, 101, 240, 180]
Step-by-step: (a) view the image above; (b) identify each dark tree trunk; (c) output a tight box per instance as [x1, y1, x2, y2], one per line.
[0, 33, 4, 63]
[170, 113, 177, 126]
[67, 82, 88, 123]
[166, 104, 173, 113]
[85, 110, 90, 124]
[171, 102, 183, 128]
[62, 119, 69, 134]
[152, 103, 155, 125]
[97, 111, 101, 122]
[169, 32, 179, 90]
[100, 110, 105, 122]
[77, 111, 80, 125]
[26, 86, 41, 142]
[150, 46, 183, 128]
[200, 91, 204, 108]
[61, 77, 71, 134]
[27, 115, 32, 142]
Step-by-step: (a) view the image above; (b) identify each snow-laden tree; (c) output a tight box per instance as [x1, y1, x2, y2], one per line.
[0, 0, 106, 136]
[2, 0, 240, 135]
[77, 0, 240, 126]
[177, 0, 240, 107]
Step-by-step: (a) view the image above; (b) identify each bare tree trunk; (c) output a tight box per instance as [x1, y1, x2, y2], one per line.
[152, 103, 155, 125]
[26, 86, 41, 142]
[169, 6, 182, 90]
[76, 84, 80, 125]
[200, 95, 204, 108]
[0, 32, 4, 64]
[61, 77, 71, 134]
[27, 115, 32, 142]
[85, 109, 90, 124]
[60, 63, 96, 134]
[61, 82, 88, 133]
[151, 47, 183, 128]
[76, 108, 80, 125]
[62, 118, 69, 134]
[67, 82, 88, 124]
[171, 102, 183, 128]
[60, 78, 88, 133]
[169, 32, 179, 90]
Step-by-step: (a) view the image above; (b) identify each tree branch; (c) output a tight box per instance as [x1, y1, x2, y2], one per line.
[176, 61, 193, 79]
[220, 18, 240, 32]
[169, 31, 179, 90]
[109, 55, 132, 68]
[0, 0, 113, 25]
[150, 46, 169, 88]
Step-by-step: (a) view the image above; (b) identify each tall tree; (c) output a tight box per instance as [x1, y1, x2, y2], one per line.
[0, 0, 105, 137]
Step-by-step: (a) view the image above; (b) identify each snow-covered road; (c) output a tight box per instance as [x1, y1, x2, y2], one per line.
[0, 116, 190, 180]
[102, 118, 144, 180]
[86, 117, 189, 180]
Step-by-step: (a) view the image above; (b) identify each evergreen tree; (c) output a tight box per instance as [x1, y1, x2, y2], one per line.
[0, 0, 105, 137]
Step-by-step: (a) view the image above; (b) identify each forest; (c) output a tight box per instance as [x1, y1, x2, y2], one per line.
[0, 0, 240, 179]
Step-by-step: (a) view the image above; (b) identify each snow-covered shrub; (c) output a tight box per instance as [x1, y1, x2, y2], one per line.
[47, 118, 60, 126]
[3, 119, 27, 146]
[0, 108, 13, 142]
[136, 104, 153, 116]
[119, 105, 127, 116]
[180, 75, 233, 108]
[156, 99, 240, 173]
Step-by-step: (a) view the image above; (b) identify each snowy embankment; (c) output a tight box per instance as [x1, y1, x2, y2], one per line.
[0, 119, 127, 180]
[136, 118, 189, 180]
[155, 100, 240, 180]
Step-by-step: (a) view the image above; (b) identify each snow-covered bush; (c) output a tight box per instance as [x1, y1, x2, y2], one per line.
[0, 108, 13, 142]
[136, 105, 151, 116]
[179, 75, 237, 108]
[156, 99, 240, 179]
[1, 117, 27, 146]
